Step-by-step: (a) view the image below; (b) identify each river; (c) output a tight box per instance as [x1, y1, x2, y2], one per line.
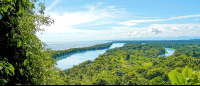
[56, 43, 175, 70]
[158, 48, 175, 57]
[56, 43, 125, 70]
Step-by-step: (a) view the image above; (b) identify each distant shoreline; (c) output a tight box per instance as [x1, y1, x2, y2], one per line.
[52, 42, 113, 59]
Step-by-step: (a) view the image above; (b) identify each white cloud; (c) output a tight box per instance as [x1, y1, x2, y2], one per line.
[170, 14, 200, 20]
[188, 26, 195, 30]
[112, 29, 142, 39]
[41, 25, 100, 34]
[38, 1, 200, 42]
[46, 3, 117, 27]
[108, 6, 115, 9]
[45, 0, 61, 12]
[129, 30, 140, 34]
[148, 24, 200, 37]
[149, 25, 165, 34]
[150, 24, 200, 28]
[171, 27, 180, 31]
[118, 14, 200, 27]
[117, 19, 164, 27]
[37, 2, 127, 42]
[107, 23, 200, 39]
[148, 28, 162, 34]
[41, 2, 125, 33]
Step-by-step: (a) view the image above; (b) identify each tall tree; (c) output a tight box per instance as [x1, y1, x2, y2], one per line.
[0, 0, 55, 85]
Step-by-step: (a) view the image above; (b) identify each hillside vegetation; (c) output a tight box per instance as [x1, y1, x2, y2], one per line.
[59, 41, 200, 85]
[1, 0, 200, 85]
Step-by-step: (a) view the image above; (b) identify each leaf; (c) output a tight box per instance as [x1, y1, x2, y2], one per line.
[182, 66, 193, 79]
[168, 70, 186, 85]
[5, 67, 9, 74]
[17, 40, 22, 47]
[24, 59, 28, 66]
[8, 67, 15, 76]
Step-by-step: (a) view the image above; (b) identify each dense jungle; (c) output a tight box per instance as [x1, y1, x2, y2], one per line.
[1, 0, 200, 85]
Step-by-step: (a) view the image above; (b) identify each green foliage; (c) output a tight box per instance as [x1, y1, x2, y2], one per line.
[61, 40, 200, 85]
[0, 0, 66, 85]
[168, 66, 200, 85]
[1, 0, 200, 85]
[149, 76, 165, 85]
[168, 69, 187, 85]
[182, 66, 193, 79]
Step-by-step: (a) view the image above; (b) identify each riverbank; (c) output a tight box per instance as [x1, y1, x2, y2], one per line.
[62, 42, 172, 85]
[52, 42, 113, 59]
[158, 48, 175, 57]
[56, 43, 125, 70]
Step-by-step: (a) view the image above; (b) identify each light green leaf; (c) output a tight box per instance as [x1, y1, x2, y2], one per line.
[182, 66, 193, 79]
[24, 59, 28, 66]
[8, 67, 15, 76]
[168, 70, 186, 85]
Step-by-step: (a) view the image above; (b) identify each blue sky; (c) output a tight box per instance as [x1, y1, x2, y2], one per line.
[35, 0, 200, 42]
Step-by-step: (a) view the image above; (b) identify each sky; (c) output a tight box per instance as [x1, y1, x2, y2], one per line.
[35, 0, 200, 42]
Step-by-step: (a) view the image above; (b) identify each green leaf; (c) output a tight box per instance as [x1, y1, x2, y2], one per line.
[168, 70, 186, 85]
[24, 59, 28, 66]
[8, 67, 15, 76]
[17, 40, 21, 47]
[5, 67, 9, 74]
[182, 66, 193, 79]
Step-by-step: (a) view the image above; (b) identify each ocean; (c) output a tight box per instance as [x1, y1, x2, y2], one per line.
[44, 40, 112, 51]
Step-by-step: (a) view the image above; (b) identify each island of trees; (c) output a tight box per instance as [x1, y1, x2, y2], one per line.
[1, 0, 200, 85]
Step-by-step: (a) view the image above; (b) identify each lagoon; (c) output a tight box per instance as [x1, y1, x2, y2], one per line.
[56, 43, 125, 70]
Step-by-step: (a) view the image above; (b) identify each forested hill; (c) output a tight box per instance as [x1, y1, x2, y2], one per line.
[60, 43, 165, 85]
[51, 42, 113, 59]
[1, 0, 200, 85]
[58, 40, 200, 85]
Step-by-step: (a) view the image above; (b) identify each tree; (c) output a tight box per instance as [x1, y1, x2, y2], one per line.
[0, 0, 58, 85]
[126, 53, 130, 60]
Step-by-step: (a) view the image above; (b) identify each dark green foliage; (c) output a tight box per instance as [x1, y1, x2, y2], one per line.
[0, 0, 64, 85]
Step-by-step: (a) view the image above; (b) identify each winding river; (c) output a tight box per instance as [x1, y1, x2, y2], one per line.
[56, 43, 175, 70]
[56, 43, 125, 70]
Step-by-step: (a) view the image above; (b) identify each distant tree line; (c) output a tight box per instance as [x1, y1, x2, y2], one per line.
[51, 42, 113, 59]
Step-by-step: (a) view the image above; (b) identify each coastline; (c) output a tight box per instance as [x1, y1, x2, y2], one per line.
[52, 42, 113, 59]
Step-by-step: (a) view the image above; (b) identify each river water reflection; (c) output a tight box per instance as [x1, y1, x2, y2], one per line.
[158, 48, 175, 57]
[56, 43, 125, 70]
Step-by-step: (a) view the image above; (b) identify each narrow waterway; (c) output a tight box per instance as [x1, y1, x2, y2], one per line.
[56, 43, 125, 70]
[158, 48, 175, 57]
